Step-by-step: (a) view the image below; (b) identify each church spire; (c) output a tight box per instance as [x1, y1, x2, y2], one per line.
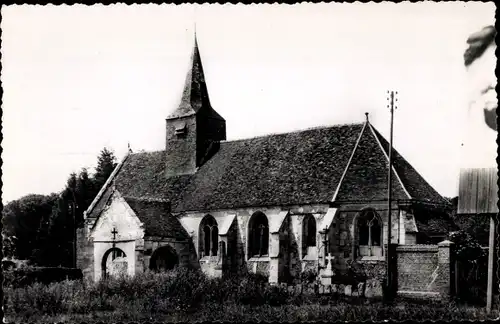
[167, 33, 211, 119]
[164, 31, 226, 178]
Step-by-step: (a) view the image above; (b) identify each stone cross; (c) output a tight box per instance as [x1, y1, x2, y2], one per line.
[325, 253, 335, 269]
[111, 227, 118, 250]
[320, 253, 335, 286]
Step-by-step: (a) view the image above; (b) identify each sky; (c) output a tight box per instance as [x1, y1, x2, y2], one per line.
[1, 3, 496, 203]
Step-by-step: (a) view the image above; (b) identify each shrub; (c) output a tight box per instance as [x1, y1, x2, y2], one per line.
[300, 269, 318, 284]
[262, 284, 290, 306]
[4, 266, 83, 288]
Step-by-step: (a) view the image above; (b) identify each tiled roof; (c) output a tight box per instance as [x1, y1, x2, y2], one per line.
[114, 123, 363, 212]
[124, 197, 190, 239]
[87, 121, 448, 226]
[334, 124, 409, 201]
[370, 126, 449, 205]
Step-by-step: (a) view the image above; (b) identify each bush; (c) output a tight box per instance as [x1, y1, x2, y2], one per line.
[5, 267, 498, 323]
[4, 266, 83, 288]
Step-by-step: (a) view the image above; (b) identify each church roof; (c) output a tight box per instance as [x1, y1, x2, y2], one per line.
[85, 121, 448, 219]
[166, 36, 224, 121]
[114, 123, 362, 212]
[124, 197, 190, 239]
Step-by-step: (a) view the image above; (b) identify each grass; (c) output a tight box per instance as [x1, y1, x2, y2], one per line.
[4, 268, 499, 323]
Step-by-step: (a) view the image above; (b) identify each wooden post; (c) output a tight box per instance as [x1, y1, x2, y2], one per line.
[486, 215, 495, 313]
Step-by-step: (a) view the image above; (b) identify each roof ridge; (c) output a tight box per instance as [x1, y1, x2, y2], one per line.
[84, 151, 131, 219]
[222, 122, 365, 144]
[128, 150, 164, 156]
[123, 196, 170, 203]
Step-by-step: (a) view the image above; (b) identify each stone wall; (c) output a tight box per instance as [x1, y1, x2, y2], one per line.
[328, 203, 400, 275]
[396, 241, 454, 300]
[76, 226, 94, 282]
[143, 238, 197, 271]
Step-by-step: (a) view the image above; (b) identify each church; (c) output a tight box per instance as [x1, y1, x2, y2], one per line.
[77, 36, 452, 284]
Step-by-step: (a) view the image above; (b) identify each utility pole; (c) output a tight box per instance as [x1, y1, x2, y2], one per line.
[386, 90, 397, 302]
[69, 188, 77, 269]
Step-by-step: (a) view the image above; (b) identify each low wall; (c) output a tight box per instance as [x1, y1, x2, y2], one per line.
[396, 241, 453, 300]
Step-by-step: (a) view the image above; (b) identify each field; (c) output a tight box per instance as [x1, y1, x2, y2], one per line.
[4, 268, 498, 323]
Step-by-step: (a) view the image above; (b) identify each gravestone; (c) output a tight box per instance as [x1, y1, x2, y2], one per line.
[364, 281, 374, 298]
[338, 284, 345, 295]
[365, 279, 383, 298]
[357, 282, 365, 297]
[345, 284, 352, 296]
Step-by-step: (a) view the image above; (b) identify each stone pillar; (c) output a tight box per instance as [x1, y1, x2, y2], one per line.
[269, 232, 281, 284]
[76, 226, 94, 283]
[214, 240, 226, 277]
[437, 240, 454, 300]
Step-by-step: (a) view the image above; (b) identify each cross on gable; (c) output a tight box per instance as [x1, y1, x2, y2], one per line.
[111, 227, 118, 241]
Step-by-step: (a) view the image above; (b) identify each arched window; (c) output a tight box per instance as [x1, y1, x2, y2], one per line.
[199, 215, 218, 257]
[302, 214, 317, 257]
[248, 212, 269, 257]
[357, 209, 382, 257]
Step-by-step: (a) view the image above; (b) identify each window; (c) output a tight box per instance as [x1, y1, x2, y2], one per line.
[357, 210, 382, 257]
[302, 214, 317, 257]
[174, 122, 187, 136]
[248, 212, 269, 257]
[200, 215, 218, 257]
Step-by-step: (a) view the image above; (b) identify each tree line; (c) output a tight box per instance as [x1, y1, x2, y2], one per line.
[2, 148, 118, 267]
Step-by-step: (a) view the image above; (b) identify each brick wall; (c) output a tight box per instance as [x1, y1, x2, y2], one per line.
[396, 245, 438, 292]
[396, 241, 453, 300]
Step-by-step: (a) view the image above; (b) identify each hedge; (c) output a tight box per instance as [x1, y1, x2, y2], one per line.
[4, 267, 83, 287]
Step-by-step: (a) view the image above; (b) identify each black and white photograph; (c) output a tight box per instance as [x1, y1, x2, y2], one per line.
[1, 2, 497, 322]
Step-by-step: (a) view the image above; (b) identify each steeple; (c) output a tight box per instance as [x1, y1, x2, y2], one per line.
[164, 33, 226, 178]
[167, 34, 213, 119]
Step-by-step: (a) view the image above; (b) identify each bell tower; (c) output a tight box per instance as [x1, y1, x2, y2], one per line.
[165, 35, 226, 177]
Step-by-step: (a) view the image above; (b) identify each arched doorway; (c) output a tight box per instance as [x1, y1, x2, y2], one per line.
[149, 245, 179, 271]
[101, 247, 127, 279]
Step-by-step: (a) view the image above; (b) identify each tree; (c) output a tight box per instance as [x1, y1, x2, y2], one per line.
[94, 147, 117, 191]
[3, 147, 119, 267]
[2, 193, 58, 261]
[75, 168, 96, 227]
[46, 195, 73, 266]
